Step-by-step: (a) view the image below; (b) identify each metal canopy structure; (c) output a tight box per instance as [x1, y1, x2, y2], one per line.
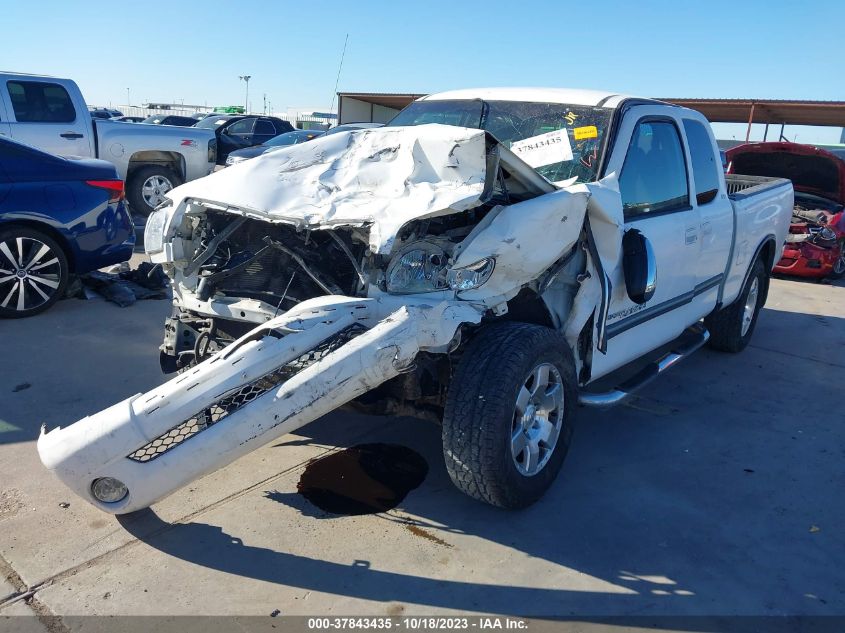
[660, 98, 845, 142]
[338, 92, 426, 109]
[660, 98, 845, 127]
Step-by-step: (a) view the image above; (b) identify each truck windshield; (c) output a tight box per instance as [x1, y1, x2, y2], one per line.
[388, 99, 612, 183]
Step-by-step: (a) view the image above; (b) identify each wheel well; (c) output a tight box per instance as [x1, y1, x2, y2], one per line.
[128, 151, 185, 180]
[503, 288, 555, 329]
[760, 238, 777, 271]
[0, 220, 76, 272]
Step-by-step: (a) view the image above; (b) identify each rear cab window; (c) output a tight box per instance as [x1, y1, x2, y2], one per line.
[683, 119, 720, 205]
[6, 81, 76, 123]
[619, 119, 690, 218]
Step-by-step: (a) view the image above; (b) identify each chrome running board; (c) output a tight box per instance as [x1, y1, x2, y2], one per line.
[579, 325, 710, 408]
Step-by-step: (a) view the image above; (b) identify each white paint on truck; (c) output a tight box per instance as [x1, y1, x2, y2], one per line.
[38, 87, 793, 513]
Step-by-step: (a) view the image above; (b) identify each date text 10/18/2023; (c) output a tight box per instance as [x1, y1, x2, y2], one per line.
[307, 617, 529, 630]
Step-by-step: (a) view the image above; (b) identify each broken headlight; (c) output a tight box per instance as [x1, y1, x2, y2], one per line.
[447, 258, 495, 291]
[385, 241, 449, 293]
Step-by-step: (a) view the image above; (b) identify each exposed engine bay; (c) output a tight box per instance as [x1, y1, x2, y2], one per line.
[160, 197, 588, 419]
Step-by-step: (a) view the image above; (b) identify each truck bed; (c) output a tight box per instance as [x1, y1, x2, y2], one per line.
[726, 173, 791, 200]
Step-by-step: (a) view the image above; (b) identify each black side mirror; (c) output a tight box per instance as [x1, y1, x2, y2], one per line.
[622, 229, 656, 305]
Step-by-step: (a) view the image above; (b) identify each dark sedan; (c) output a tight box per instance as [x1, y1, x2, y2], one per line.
[141, 114, 198, 127]
[0, 137, 135, 317]
[225, 129, 325, 165]
[194, 114, 294, 164]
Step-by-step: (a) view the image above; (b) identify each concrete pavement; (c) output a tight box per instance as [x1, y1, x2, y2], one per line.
[0, 274, 843, 626]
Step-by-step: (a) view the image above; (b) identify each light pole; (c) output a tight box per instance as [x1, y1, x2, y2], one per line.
[126, 88, 130, 108]
[239, 75, 251, 113]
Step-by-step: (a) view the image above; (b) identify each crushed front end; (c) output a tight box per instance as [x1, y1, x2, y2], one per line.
[37, 124, 597, 513]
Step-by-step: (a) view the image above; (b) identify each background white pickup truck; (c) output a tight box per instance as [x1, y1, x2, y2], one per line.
[38, 88, 794, 514]
[0, 72, 216, 217]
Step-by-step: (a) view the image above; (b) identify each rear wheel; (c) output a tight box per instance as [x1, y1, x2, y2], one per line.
[127, 165, 182, 220]
[0, 227, 69, 318]
[442, 322, 577, 509]
[829, 238, 845, 280]
[705, 258, 767, 353]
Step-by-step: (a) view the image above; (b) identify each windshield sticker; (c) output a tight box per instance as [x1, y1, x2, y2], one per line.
[573, 125, 598, 140]
[510, 129, 573, 168]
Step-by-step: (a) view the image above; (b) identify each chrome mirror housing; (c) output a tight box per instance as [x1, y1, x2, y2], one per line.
[622, 229, 656, 305]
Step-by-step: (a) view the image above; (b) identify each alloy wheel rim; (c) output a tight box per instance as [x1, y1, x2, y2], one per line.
[141, 175, 173, 208]
[510, 362, 564, 477]
[741, 276, 759, 337]
[0, 236, 62, 312]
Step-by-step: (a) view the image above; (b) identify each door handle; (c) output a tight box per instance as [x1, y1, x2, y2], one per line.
[685, 227, 698, 245]
[60, 132, 83, 139]
[701, 220, 712, 235]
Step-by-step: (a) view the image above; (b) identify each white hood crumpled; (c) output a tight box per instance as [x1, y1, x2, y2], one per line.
[168, 124, 491, 254]
[166, 123, 629, 344]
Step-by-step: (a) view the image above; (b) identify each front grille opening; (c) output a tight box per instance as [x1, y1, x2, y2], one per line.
[127, 324, 367, 463]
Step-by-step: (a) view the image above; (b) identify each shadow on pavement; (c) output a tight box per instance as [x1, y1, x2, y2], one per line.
[113, 307, 843, 618]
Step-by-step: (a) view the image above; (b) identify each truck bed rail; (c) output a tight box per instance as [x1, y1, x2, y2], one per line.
[726, 174, 790, 200]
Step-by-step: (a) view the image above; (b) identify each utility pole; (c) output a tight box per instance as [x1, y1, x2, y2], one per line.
[239, 75, 251, 113]
[263, 93, 267, 115]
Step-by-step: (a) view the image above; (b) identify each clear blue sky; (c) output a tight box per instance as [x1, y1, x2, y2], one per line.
[4, 0, 844, 142]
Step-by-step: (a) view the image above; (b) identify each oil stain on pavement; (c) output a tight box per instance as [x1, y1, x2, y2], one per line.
[293, 444, 428, 515]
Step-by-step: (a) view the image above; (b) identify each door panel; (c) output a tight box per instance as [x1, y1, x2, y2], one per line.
[590, 109, 702, 380]
[682, 118, 733, 312]
[4, 80, 90, 157]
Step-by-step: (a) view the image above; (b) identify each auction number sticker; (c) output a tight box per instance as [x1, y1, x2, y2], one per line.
[510, 129, 573, 168]
[573, 125, 598, 140]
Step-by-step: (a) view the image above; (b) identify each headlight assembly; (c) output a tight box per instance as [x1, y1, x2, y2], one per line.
[385, 241, 449, 293]
[143, 206, 170, 254]
[448, 258, 495, 291]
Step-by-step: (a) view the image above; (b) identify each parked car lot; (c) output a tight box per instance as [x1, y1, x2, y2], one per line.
[0, 271, 842, 617]
[0, 73, 217, 218]
[140, 114, 198, 127]
[0, 136, 134, 317]
[194, 114, 294, 164]
[225, 129, 325, 165]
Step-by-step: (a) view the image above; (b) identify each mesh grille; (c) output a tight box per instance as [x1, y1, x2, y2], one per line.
[127, 324, 366, 463]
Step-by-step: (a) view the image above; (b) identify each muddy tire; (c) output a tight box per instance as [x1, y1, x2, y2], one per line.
[705, 258, 768, 353]
[442, 322, 577, 509]
[0, 226, 69, 318]
[126, 165, 182, 220]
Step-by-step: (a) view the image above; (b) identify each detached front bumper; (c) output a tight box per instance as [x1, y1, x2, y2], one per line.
[38, 295, 481, 514]
[774, 242, 839, 278]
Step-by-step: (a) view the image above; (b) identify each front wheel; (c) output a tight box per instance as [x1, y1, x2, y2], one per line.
[442, 322, 577, 509]
[705, 258, 767, 353]
[0, 227, 69, 318]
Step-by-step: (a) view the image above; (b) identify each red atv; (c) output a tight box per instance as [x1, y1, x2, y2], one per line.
[727, 142, 845, 280]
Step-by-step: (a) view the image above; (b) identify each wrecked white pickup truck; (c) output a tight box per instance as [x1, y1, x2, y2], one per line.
[38, 88, 794, 513]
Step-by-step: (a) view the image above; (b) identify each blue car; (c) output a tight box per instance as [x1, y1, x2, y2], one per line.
[0, 137, 135, 317]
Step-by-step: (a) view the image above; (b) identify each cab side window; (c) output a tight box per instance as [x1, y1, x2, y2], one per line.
[683, 119, 720, 205]
[7, 81, 76, 123]
[619, 120, 689, 218]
